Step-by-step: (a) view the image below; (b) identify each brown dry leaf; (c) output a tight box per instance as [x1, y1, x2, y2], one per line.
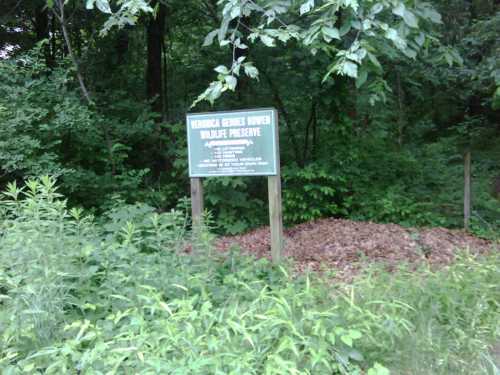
[215, 218, 497, 280]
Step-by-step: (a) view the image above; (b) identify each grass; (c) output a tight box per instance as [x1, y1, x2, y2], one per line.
[339, 252, 500, 375]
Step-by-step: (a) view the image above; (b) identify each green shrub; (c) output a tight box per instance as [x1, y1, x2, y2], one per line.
[282, 162, 352, 225]
[1, 177, 498, 374]
[352, 186, 447, 227]
[204, 176, 267, 234]
[0, 50, 164, 209]
[0, 177, 386, 374]
[341, 253, 500, 375]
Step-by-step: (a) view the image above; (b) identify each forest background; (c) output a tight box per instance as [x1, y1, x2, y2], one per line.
[1, 0, 499, 237]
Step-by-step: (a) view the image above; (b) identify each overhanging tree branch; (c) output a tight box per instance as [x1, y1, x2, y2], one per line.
[52, 0, 91, 105]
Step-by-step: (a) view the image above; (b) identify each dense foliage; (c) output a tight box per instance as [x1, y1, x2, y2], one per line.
[0, 178, 498, 374]
[1, 0, 499, 235]
[1, 3, 499, 373]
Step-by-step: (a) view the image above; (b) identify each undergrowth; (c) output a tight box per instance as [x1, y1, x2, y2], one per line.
[336, 254, 500, 375]
[0, 177, 498, 374]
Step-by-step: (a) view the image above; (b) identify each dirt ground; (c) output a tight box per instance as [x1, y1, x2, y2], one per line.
[216, 218, 497, 279]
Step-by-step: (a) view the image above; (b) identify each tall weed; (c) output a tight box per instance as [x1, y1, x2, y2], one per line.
[340, 254, 500, 374]
[0, 177, 385, 374]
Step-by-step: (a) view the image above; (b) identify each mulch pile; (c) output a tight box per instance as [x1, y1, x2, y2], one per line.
[216, 218, 497, 279]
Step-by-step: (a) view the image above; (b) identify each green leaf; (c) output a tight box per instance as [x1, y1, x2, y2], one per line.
[423, 7, 442, 23]
[230, 6, 241, 19]
[341, 334, 353, 347]
[348, 349, 364, 361]
[492, 87, 500, 110]
[403, 48, 417, 59]
[339, 21, 351, 36]
[214, 65, 229, 74]
[366, 53, 381, 72]
[300, 0, 314, 15]
[209, 82, 223, 103]
[385, 28, 406, 50]
[355, 69, 368, 88]
[343, 0, 359, 11]
[203, 30, 218, 47]
[342, 61, 358, 78]
[403, 10, 418, 28]
[260, 35, 275, 47]
[349, 329, 362, 339]
[444, 52, 453, 67]
[415, 33, 425, 47]
[243, 64, 259, 79]
[392, 3, 405, 17]
[370, 3, 384, 15]
[225, 75, 237, 91]
[218, 18, 230, 43]
[96, 0, 112, 14]
[322, 27, 340, 40]
[367, 363, 390, 375]
[235, 39, 248, 49]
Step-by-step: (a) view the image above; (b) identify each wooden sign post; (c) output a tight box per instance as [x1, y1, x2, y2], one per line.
[186, 108, 283, 263]
[268, 175, 283, 262]
[190, 177, 204, 227]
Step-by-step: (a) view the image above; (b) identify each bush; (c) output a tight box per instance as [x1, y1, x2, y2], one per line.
[203, 176, 267, 234]
[341, 253, 500, 375]
[0, 177, 385, 374]
[1, 177, 497, 374]
[282, 162, 351, 225]
[0, 50, 164, 209]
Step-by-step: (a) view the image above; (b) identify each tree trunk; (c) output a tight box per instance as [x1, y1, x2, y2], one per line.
[232, 16, 250, 103]
[51, 15, 57, 63]
[396, 70, 406, 147]
[146, 1, 166, 115]
[115, 29, 129, 65]
[34, 2, 53, 67]
[464, 150, 471, 231]
[303, 100, 317, 164]
[146, 2, 174, 178]
[260, 68, 301, 165]
[312, 107, 318, 160]
[53, 0, 90, 104]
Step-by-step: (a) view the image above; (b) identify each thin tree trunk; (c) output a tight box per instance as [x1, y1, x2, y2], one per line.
[115, 29, 129, 65]
[303, 100, 317, 164]
[232, 16, 250, 103]
[34, 2, 53, 67]
[260, 69, 301, 165]
[396, 70, 405, 148]
[162, 37, 169, 121]
[146, 1, 171, 177]
[146, 0, 166, 115]
[53, 0, 91, 104]
[52, 0, 118, 174]
[464, 150, 471, 231]
[312, 103, 318, 159]
[51, 14, 57, 63]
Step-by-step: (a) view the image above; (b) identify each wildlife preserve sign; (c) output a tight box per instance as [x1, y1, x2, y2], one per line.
[187, 109, 278, 177]
[186, 108, 283, 262]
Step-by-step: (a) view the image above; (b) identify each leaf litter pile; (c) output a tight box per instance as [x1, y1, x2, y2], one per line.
[216, 218, 496, 279]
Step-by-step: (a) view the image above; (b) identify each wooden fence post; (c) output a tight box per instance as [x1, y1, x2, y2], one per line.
[464, 150, 471, 231]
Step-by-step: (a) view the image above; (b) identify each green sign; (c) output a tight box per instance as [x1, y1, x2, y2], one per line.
[186, 108, 278, 177]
